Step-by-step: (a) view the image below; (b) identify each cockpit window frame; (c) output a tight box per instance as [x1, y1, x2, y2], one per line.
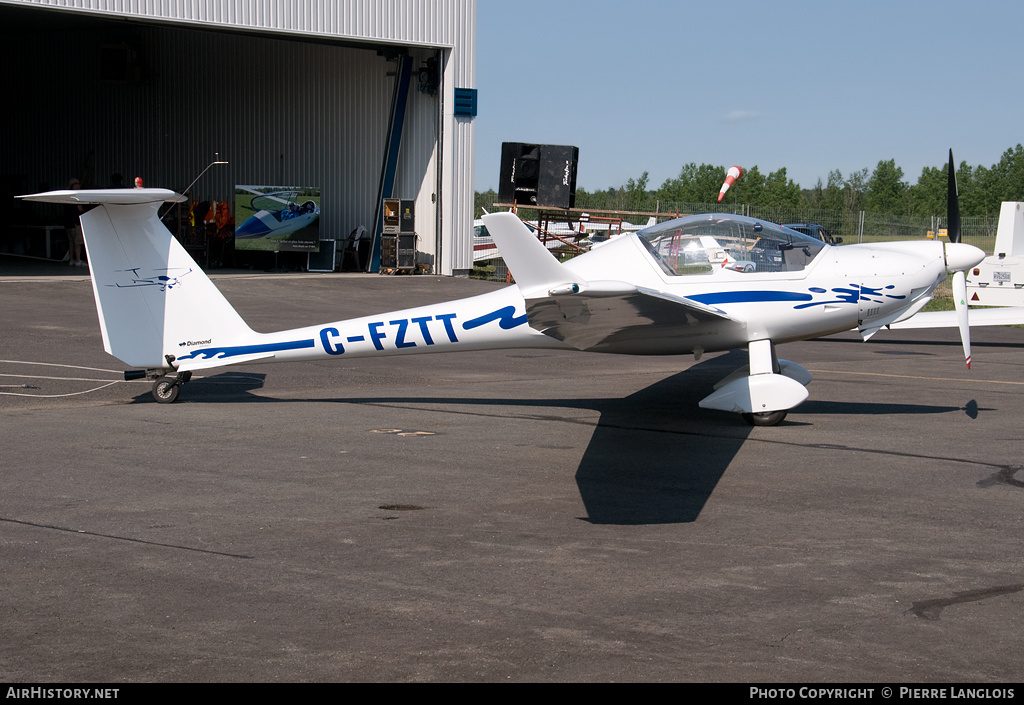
[635, 214, 828, 277]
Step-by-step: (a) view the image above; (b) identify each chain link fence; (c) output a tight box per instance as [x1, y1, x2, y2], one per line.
[587, 196, 997, 249]
[472, 195, 999, 281]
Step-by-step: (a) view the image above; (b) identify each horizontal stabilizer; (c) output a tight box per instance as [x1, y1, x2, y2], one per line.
[19, 188, 186, 206]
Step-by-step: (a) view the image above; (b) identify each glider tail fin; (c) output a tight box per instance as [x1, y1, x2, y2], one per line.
[20, 189, 254, 370]
[481, 211, 586, 297]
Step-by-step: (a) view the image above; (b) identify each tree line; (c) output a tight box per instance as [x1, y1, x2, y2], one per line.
[477, 144, 1024, 219]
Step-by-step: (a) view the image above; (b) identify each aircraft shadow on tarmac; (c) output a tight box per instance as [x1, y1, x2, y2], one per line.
[130, 351, 978, 525]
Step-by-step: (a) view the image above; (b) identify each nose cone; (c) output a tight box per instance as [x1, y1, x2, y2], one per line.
[945, 242, 985, 273]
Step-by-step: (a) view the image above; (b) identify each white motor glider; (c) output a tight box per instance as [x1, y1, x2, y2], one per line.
[20, 158, 985, 426]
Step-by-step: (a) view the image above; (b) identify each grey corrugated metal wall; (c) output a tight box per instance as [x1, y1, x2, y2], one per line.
[7, 0, 470, 50]
[443, 0, 476, 272]
[6, 23, 398, 253]
[2, 0, 475, 273]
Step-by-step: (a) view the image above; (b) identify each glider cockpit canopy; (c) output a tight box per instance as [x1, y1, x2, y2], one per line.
[637, 214, 828, 276]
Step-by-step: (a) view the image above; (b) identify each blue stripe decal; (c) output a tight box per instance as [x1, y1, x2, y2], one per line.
[692, 286, 906, 310]
[794, 286, 860, 308]
[689, 291, 814, 305]
[177, 339, 316, 361]
[462, 306, 528, 330]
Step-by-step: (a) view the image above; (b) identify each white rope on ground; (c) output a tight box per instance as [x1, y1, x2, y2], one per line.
[0, 359, 122, 374]
[0, 358, 126, 398]
[0, 359, 266, 398]
[0, 380, 123, 398]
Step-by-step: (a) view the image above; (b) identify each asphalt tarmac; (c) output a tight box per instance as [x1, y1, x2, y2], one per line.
[1, 263, 1023, 682]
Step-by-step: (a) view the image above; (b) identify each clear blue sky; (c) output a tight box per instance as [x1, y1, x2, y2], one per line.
[474, 0, 1024, 193]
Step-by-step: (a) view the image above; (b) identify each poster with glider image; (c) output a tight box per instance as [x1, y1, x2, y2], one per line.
[234, 185, 321, 252]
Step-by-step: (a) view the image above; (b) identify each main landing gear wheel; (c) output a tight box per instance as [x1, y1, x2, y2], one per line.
[152, 378, 179, 404]
[742, 410, 788, 427]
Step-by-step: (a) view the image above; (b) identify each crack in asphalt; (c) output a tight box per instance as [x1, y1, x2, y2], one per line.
[1, 516, 254, 559]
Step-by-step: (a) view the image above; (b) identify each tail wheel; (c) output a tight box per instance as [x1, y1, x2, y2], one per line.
[742, 410, 787, 427]
[152, 378, 180, 404]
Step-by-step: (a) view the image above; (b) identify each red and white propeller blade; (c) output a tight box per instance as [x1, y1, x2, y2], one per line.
[952, 269, 971, 368]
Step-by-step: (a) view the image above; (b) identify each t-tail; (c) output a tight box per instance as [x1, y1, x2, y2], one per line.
[20, 189, 256, 373]
[19, 188, 560, 402]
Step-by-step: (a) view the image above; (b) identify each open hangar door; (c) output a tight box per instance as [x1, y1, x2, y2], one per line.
[0, 4, 442, 272]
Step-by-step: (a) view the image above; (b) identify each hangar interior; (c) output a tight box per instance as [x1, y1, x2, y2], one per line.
[1, 2, 462, 273]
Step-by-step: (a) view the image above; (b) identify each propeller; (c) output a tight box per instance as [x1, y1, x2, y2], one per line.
[952, 266, 970, 367]
[945, 149, 972, 368]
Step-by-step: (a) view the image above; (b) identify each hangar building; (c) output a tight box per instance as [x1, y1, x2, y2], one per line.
[0, 0, 477, 275]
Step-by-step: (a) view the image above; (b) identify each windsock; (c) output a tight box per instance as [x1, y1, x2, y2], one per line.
[718, 165, 744, 202]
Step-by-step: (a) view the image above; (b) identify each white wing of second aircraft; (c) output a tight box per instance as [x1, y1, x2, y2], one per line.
[890, 306, 1024, 329]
